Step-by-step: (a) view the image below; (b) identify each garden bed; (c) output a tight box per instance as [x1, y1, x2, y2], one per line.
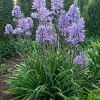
[0, 55, 21, 100]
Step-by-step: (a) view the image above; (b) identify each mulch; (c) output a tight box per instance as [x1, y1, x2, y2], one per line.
[0, 55, 21, 100]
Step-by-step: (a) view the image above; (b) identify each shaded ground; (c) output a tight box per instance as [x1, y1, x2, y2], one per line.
[0, 55, 21, 100]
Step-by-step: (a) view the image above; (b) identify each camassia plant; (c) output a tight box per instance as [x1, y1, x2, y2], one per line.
[5, 0, 91, 100]
[5, 0, 88, 66]
[5, 5, 33, 55]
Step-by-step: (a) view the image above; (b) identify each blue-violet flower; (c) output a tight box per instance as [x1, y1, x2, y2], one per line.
[5, 24, 13, 34]
[74, 53, 88, 66]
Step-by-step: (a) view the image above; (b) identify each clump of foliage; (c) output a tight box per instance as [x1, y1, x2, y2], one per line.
[6, 46, 89, 100]
[5, 0, 100, 100]
[87, 42, 100, 84]
[0, 41, 15, 63]
[0, 64, 9, 74]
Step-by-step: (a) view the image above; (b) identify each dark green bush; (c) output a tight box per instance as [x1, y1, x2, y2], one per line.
[17, 0, 33, 17]
[0, 40, 15, 63]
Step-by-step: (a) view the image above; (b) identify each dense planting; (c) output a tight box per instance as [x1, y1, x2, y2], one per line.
[2, 0, 100, 100]
[16, 0, 100, 36]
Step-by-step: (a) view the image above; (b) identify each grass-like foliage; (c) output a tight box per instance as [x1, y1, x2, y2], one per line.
[87, 42, 100, 84]
[0, 64, 9, 74]
[6, 43, 89, 100]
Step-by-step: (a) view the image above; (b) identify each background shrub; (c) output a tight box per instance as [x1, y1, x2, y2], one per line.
[17, 0, 33, 17]
[78, 0, 100, 36]
[0, 40, 15, 63]
[0, 0, 13, 34]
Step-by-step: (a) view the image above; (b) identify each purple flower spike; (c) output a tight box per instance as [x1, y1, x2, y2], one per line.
[36, 25, 47, 42]
[51, 0, 64, 11]
[39, 7, 50, 22]
[26, 17, 33, 28]
[18, 17, 33, 31]
[58, 10, 70, 36]
[36, 25, 57, 44]
[31, 12, 38, 19]
[68, 18, 85, 44]
[5, 24, 13, 34]
[18, 18, 29, 31]
[68, 1, 80, 22]
[74, 53, 88, 66]
[32, 0, 46, 10]
[12, 5, 21, 18]
[25, 31, 31, 36]
[13, 28, 23, 34]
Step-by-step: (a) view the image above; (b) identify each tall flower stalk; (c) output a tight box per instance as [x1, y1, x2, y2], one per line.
[5, 0, 88, 66]
[5, 5, 34, 55]
[31, 0, 58, 46]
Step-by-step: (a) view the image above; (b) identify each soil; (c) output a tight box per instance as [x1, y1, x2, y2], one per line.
[0, 55, 21, 100]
